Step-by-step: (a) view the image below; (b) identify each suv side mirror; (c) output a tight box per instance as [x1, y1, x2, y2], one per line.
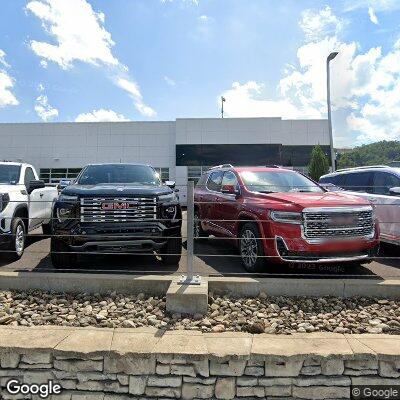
[389, 186, 400, 196]
[28, 180, 45, 194]
[165, 180, 176, 189]
[221, 184, 239, 195]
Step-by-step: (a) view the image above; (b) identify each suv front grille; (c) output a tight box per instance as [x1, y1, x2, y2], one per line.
[80, 197, 157, 223]
[303, 207, 374, 241]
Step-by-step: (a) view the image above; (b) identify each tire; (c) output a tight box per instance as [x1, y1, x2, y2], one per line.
[239, 222, 265, 272]
[160, 237, 182, 265]
[50, 238, 77, 270]
[42, 223, 52, 236]
[194, 209, 208, 240]
[4, 218, 26, 261]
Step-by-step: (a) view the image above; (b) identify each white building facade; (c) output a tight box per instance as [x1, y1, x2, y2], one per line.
[0, 117, 329, 203]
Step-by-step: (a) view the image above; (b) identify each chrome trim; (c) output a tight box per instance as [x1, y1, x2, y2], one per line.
[301, 206, 375, 244]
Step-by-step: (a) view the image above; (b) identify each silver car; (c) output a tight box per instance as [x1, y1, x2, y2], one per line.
[320, 166, 400, 245]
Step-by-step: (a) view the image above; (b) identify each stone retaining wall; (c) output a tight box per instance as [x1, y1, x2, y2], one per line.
[0, 326, 399, 399]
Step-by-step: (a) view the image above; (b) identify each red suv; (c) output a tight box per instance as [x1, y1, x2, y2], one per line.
[194, 165, 380, 272]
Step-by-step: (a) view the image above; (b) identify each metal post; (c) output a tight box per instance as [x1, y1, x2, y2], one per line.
[327, 52, 338, 172]
[179, 180, 201, 285]
[221, 96, 225, 118]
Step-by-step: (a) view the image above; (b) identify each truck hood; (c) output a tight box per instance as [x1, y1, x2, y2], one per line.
[62, 184, 173, 198]
[259, 191, 371, 209]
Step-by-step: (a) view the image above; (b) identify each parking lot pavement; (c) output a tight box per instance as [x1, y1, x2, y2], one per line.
[0, 221, 399, 280]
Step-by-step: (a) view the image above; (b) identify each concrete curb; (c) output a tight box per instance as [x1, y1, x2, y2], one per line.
[0, 272, 399, 299]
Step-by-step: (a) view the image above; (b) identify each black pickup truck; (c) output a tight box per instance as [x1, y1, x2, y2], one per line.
[51, 163, 182, 269]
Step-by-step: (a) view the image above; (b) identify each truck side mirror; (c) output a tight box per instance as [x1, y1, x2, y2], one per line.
[389, 187, 400, 196]
[28, 180, 45, 194]
[165, 180, 176, 189]
[58, 179, 73, 190]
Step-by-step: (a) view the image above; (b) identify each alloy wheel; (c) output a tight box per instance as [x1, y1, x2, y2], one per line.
[15, 224, 25, 256]
[240, 229, 258, 268]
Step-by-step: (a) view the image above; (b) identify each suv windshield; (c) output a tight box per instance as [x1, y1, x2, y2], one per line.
[0, 165, 21, 184]
[77, 164, 161, 186]
[240, 170, 323, 193]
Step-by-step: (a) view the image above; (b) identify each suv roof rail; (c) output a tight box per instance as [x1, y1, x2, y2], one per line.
[335, 165, 388, 173]
[209, 164, 233, 170]
[265, 165, 282, 168]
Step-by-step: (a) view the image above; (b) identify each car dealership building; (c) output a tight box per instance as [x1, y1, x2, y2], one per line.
[0, 117, 330, 203]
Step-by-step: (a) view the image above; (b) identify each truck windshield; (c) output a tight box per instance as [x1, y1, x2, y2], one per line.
[77, 164, 161, 186]
[240, 170, 323, 193]
[0, 165, 21, 184]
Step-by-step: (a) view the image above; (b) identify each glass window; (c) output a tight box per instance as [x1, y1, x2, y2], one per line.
[206, 171, 223, 191]
[77, 164, 161, 186]
[40, 168, 82, 184]
[341, 172, 373, 192]
[240, 170, 323, 193]
[222, 171, 239, 189]
[0, 165, 21, 184]
[188, 166, 210, 185]
[373, 172, 400, 195]
[24, 167, 36, 187]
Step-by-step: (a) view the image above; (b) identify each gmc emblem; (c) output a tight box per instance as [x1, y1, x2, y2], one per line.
[101, 201, 138, 210]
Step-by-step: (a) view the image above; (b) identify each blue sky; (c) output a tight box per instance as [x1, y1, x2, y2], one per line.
[1, 0, 400, 147]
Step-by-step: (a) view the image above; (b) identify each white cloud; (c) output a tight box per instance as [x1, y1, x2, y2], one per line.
[0, 49, 19, 108]
[161, 0, 199, 5]
[164, 76, 176, 86]
[368, 7, 379, 24]
[220, 5, 400, 145]
[26, 0, 118, 69]
[75, 109, 128, 122]
[26, 0, 155, 117]
[198, 15, 210, 22]
[299, 6, 342, 41]
[116, 78, 156, 117]
[219, 81, 307, 119]
[344, 0, 400, 12]
[35, 93, 58, 121]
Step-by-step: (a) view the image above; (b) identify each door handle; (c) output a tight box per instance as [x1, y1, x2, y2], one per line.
[368, 198, 378, 203]
[40, 193, 44, 198]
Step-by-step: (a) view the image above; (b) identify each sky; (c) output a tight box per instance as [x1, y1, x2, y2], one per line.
[1, 0, 400, 147]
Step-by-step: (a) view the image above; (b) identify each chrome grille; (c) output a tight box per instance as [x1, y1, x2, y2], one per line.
[303, 207, 374, 241]
[80, 197, 157, 223]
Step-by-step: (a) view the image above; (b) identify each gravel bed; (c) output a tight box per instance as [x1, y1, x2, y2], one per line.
[1, 290, 399, 334]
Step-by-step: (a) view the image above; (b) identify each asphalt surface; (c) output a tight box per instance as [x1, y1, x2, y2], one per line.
[0, 215, 399, 279]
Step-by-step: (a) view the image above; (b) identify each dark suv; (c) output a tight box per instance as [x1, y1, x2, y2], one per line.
[51, 163, 182, 268]
[194, 165, 379, 272]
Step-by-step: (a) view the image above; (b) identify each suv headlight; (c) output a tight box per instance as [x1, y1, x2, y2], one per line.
[0, 193, 10, 212]
[270, 211, 302, 224]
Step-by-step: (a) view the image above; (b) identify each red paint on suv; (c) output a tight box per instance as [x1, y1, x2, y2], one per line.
[194, 166, 380, 272]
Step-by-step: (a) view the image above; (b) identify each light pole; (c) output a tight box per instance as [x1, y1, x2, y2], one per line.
[327, 51, 338, 171]
[221, 96, 225, 118]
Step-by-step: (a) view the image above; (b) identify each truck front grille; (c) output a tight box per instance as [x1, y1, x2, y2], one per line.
[303, 207, 374, 241]
[80, 197, 157, 223]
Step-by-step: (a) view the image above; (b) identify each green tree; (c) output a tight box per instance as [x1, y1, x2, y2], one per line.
[337, 140, 400, 169]
[308, 145, 329, 181]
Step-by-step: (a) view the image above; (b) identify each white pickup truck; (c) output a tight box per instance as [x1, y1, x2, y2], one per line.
[0, 162, 59, 260]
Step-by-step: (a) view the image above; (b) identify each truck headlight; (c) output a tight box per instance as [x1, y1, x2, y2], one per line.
[0, 193, 10, 212]
[158, 193, 176, 202]
[163, 204, 177, 219]
[270, 211, 302, 224]
[58, 194, 78, 203]
[56, 207, 72, 222]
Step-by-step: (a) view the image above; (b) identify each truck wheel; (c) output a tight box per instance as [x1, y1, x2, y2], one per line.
[51, 238, 77, 270]
[239, 223, 265, 272]
[42, 223, 52, 236]
[194, 209, 208, 240]
[160, 237, 182, 265]
[5, 218, 26, 261]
